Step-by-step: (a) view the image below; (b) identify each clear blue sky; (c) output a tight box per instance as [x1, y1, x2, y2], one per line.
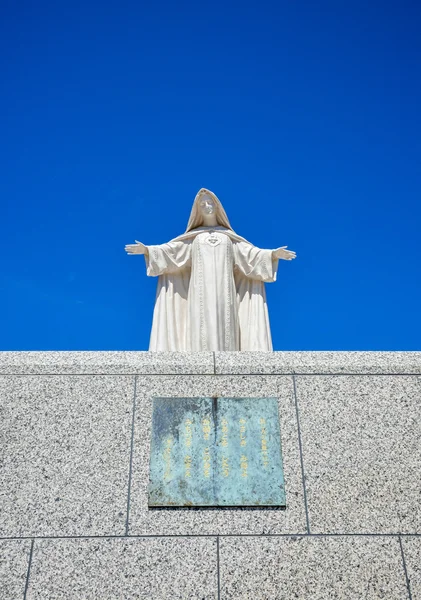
[1, 0, 420, 351]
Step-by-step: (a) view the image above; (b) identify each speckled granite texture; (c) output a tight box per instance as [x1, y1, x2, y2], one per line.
[0, 375, 134, 537]
[220, 536, 408, 599]
[1, 351, 420, 599]
[296, 374, 421, 533]
[26, 537, 217, 599]
[0, 540, 31, 599]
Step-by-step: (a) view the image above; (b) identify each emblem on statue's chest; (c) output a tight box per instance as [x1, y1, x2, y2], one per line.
[205, 232, 222, 247]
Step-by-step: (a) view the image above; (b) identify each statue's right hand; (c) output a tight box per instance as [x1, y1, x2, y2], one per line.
[125, 240, 148, 255]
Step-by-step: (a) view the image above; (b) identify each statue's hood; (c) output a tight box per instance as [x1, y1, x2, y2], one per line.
[185, 188, 233, 232]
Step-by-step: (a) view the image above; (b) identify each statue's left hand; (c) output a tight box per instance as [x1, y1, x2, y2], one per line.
[273, 246, 297, 260]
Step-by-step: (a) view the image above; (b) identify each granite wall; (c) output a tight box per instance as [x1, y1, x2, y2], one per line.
[1, 351, 421, 599]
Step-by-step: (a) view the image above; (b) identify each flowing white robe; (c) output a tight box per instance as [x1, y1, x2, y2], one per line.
[145, 227, 278, 351]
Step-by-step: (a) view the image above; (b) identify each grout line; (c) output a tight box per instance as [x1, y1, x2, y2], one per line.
[125, 376, 138, 536]
[216, 535, 221, 600]
[0, 372, 216, 377]
[23, 539, 34, 600]
[302, 532, 421, 537]
[292, 375, 311, 534]
[399, 535, 413, 600]
[208, 372, 421, 377]
[1, 372, 421, 377]
[211, 372, 421, 377]
[213, 352, 216, 375]
[2, 532, 415, 542]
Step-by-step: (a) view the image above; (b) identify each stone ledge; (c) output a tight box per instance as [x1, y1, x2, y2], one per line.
[215, 351, 421, 374]
[1, 351, 421, 375]
[0, 351, 214, 375]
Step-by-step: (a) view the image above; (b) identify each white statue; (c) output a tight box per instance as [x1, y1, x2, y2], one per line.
[125, 188, 296, 351]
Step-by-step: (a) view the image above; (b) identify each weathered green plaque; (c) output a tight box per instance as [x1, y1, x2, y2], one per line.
[148, 397, 286, 507]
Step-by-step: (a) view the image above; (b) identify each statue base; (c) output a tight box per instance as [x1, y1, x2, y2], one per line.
[1, 351, 420, 598]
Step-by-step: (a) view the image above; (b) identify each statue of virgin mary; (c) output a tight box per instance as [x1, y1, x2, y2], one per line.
[125, 188, 296, 351]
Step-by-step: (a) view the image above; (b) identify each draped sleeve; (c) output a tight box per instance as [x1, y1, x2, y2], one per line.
[145, 240, 192, 277]
[233, 240, 278, 282]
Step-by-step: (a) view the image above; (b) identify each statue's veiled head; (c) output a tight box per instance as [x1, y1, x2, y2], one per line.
[185, 188, 232, 232]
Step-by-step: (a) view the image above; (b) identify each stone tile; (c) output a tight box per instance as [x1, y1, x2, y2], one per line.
[220, 536, 407, 599]
[0, 540, 31, 600]
[0, 351, 214, 375]
[0, 375, 134, 536]
[215, 351, 421, 374]
[129, 375, 306, 535]
[26, 537, 217, 599]
[296, 375, 421, 533]
[402, 537, 421, 600]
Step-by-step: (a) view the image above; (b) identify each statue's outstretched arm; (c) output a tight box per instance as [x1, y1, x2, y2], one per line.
[125, 240, 149, 256]
[272, 246, 296, 261]
[126, 239, 192, 277]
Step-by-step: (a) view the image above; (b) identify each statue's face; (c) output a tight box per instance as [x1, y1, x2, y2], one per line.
[199, 195, 216, 216]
